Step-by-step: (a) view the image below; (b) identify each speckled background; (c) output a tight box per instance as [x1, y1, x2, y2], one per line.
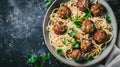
[0, 0, 119, 67]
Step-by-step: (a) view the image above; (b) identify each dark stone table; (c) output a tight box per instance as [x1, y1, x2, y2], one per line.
[0, 0, 119, 67]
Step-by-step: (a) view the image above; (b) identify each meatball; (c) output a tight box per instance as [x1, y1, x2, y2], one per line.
[53, 21, 68, 35]
[91, 4, 105, 17]
[57, 5, 71, 19]
[71, 49, 84, 61]
[76, 0, 90, 12]
[82, 19, 95, 34]
[93, 30, 107, 44]
[81, 39, 93, 52]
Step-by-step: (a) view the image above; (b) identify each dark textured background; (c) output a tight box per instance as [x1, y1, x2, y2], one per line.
[0, 0, 119, 67]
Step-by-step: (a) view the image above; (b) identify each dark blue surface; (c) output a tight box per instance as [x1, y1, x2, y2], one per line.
[0, 0, 119, 67]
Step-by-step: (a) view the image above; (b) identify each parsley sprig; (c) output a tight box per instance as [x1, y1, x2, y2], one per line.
[28, 54, 37, 63]
[28, 53, 50, 67]
[40, 53, 50, 67]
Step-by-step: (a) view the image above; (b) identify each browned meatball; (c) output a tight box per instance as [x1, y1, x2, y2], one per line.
[57, 6, 71, 19]
[71, 49, 84, 61]
[53, 21, 68, 35]
[82, 19, 95, 34]
[91, 4, 105, 17]
[76, 0, 90, 12]
[81, 39, 93, 52]
[93, 30, 107, 44]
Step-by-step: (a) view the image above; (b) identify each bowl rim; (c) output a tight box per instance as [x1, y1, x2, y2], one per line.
[43, 0, 118, 66]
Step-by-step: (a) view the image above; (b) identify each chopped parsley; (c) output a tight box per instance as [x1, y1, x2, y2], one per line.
[28, 54, 37, 63]
[62, 38, 67, 46]
[57, 49, 63, 55]
[75, 58, 79, 62]
[68, 28, 77, 37]
[71, 39, 79, 48]
[88, 56, 94, 61]
[72, 15, 79, 22]
[66, 14, 71, 18]
[73, 43, 79, 48]
[45, 0, 53, 7]
[74, 21, 82, 28]
[72, 16, 85, 28]
[106, 15, 111, 23]
[72, 16, 84, 23]
[85, 6, 92, 18]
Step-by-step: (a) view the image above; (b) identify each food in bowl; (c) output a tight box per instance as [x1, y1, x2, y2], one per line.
[46, 0, 113, 63]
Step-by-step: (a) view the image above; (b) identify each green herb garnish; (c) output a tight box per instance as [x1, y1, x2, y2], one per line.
[66, 14, 71, 18]
[72, 16, 84, 23]
[45, 0, 53, 7]
[68, 28, 77, 37]
[71, 39, 79, 48]
[28, 54, 37, 63]
[106, 15, 111, 23]
[85, 6, 92, 18]
[73, 43, 79, 48]
[40, 53, 50, 67]
[62, 38, 67, 46]
[88, 56, 94, 61]
[72, 15, 79, 22]
[72, 16, 84, 28]
[75, 58, 79, 62]
[57, 49, 63, 55]
[74, 21, 82, 28]
[27, 53, 50, 67]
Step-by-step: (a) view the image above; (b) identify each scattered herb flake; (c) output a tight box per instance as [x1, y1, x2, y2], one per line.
[75, 58, 79, 62]
[57, 49, 63, 55]
[73, 43, 79, 48]
[72, 16, 84, 23]
[46, 53, 50, 60]
[62, 38, 67, 46]
[74, 21, 82, 28]
[106, 15, 111, 23]
[28, 54, 37, 63]
[85, 6, 92, 18]
[66, 14, 71, 18]
[71, 39, 79, 48]
[72, 16, 79, 22]
[68, 28, 77, 37]
[88, 56, 94, 61]
[45, 0, 53, 7]
[72, 16, 84, 28]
